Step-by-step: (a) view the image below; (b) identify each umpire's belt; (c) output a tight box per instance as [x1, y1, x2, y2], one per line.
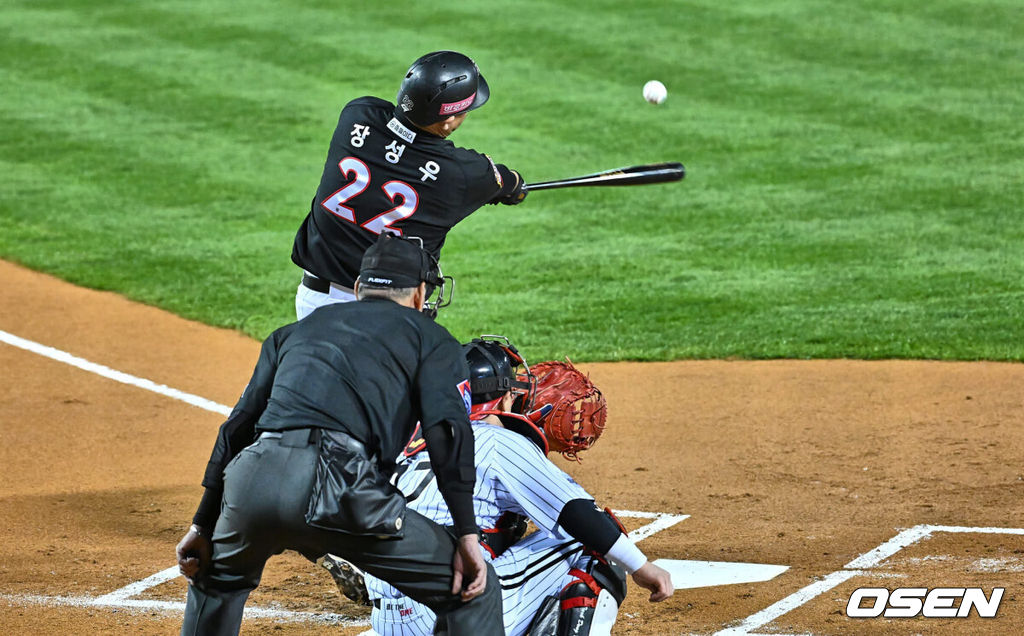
[259, 428, 319, 447]
[302, 273, 354, 296]
[259, 427, 365, 455]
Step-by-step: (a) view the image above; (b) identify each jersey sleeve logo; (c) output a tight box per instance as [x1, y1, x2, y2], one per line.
[402, 423, 426, 457]
[484, 154, 503, 188]
[458, 379, 472, 415]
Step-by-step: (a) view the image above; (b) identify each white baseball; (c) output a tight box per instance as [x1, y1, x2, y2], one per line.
[643, 80, 667, 105]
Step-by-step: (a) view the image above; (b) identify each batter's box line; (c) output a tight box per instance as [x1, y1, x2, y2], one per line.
[104, 510, 686, 601]
[0, 589, 367, 626]
[1, 510, 687, 623]
[713, 524, 1024, 636]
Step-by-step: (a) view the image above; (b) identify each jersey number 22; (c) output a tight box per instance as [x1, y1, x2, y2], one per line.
[321, 156, 419, 235]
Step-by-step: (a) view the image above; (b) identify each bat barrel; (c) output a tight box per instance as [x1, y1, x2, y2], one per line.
[524, 162, 685, 191]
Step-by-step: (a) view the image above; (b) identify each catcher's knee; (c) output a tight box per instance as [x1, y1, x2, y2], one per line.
[555, 560, 627, 636]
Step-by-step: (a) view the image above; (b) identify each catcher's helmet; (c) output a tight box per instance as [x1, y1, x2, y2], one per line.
[396, 51, 490, 128]
[462, 335, 534, 413]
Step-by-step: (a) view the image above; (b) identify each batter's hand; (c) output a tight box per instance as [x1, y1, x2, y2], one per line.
[176, 525, 211, 585]
[502, 170, 527, 204]
[631, 561, 674, 602]
[451, 534, 488, 601]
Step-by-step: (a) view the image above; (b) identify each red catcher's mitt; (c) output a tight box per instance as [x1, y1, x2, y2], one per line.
[530, 359, 607, 460]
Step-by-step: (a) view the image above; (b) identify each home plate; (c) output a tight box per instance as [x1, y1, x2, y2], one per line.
[653, 559, 789, 589]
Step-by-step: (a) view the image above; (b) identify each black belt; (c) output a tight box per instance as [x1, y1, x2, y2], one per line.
[259, 428, 319, 447]
[259, 428, 367, 455]
[302, 273, 353, 295]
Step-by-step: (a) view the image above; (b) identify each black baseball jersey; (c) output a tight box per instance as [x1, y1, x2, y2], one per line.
[198, 297, 476, 525]
[292, 97, 509, 288]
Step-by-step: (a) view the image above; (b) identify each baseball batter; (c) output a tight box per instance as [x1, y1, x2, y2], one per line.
[324, 338, 673, 635]
[292, 50, 528, 319]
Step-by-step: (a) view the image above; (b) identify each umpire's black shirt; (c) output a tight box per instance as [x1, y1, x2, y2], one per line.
[197, 298, 477, 533]
[292, 97, 516, 288]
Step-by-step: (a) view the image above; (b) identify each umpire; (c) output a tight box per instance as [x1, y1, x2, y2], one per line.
[176, 233, 502, 635]
[292, 50, 528, 320]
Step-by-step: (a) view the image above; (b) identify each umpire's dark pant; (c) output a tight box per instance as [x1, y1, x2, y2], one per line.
[181, 429, 502, 635]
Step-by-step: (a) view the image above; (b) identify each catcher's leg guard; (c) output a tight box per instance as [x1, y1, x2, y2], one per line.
[526, 595, 560, 636]
[556, 560, 627, 636]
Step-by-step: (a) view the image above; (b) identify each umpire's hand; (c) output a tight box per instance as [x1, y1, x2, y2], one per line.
[176, 525, 212, 585]
[451, 534, 488, 601]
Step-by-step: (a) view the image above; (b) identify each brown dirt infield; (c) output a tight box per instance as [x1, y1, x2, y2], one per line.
[2, 258, 1023, 635]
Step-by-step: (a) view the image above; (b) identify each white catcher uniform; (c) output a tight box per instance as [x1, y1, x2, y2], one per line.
[365, 420, 594, 636]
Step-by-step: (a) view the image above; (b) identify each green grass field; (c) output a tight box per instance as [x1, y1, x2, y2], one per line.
[2, 0, 1022, 361]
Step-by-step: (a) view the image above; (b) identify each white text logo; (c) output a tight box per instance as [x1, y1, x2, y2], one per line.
[847, 587, 1004, 618]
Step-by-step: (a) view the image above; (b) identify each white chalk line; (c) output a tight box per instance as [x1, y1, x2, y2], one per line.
[94, 566, 181, 603]
[0, 330, 232, 416]
[844, 525, 933, 569]
[713, 570, 866, 636]
[0, 330, 689, 624]
[627, 513, 689, 542]
[0, 591, 368, 625]
[716, 524, 1024, 635]
[615, 509, 673, 519]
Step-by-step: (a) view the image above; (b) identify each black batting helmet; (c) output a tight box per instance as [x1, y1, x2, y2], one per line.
[462, 336, 534, 413]
[396, 51, 490, 128]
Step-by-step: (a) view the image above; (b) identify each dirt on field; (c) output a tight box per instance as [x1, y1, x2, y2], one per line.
[2, 258, 1023, 635]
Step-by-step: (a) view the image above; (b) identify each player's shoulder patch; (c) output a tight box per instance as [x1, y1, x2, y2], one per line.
[457, 379, 472, 415]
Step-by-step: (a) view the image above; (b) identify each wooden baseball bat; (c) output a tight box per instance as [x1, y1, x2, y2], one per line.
[522, 162, 685, 192]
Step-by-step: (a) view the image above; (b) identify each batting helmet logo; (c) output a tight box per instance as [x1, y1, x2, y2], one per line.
[440, 92, 476, 116]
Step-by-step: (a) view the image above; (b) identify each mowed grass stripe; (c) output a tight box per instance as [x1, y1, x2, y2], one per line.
[0, 77, 295, 224]
[0, 23, 329, 147]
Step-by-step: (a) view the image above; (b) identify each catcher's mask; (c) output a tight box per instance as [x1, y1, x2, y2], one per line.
[358, 233, 453, 318]
[396, 51, 490, 128]
[462, 335, 536, 414]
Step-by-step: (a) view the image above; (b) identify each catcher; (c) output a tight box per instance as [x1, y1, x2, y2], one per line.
[321, 336, 673, 635]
